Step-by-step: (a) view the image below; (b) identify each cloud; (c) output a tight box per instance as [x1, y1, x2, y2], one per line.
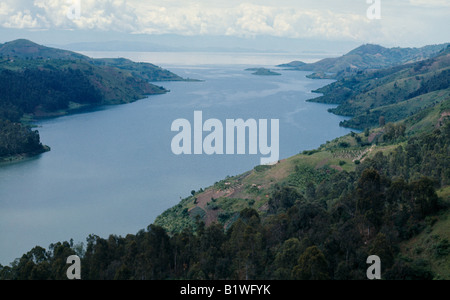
[31, 0, 138, 31]
[2, 10, 40, 29]
[0, 3, 13, 16]
[409, 0, 450, 7]
[0, 0, 447, 46]
[133, 2, 374, 41]
[0, 0, 374, 39]
[0, 0, 138, 31]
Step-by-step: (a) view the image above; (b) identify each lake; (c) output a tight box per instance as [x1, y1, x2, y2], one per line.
[0, 52, 353, 265]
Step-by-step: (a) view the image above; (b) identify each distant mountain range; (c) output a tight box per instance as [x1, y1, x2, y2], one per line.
[278, 43, 450, 79]
[59, 40, 271, 53]
[52, 34, 358, 55]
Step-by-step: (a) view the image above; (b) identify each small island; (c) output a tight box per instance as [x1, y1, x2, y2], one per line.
[245, 68, 281, 76]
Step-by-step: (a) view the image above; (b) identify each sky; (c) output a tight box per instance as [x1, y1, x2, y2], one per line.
[0, 0, 448, 51]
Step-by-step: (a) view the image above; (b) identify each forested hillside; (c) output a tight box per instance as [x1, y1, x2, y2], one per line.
[1, 119, 448, 279]
[309, 46, 450, 129]
[1, 43, 448, 280]
[0, 119, 46, 160]
[0, 39, 183, 160]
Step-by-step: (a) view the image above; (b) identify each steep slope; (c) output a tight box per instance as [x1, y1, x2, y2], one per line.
[0, 39, 194, 119]
[0, 57, 166, 119]
[151, 47, 450, 279]
[0, 39, 184, 160]
[154, 45, 450, 234]
[309, 45, 450, 129]
[151, 105, 449, 280]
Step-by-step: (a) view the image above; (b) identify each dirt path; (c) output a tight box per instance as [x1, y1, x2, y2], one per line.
[353, 145, 375, 162]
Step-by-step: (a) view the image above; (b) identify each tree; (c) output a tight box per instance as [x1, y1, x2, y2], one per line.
[273, 238, 303, 279]
[356, 168, 385, 230]
[198, 223, 226, 279]
[226, 211, 265, 280]
[269, 186, 303, 213]
[292, 246, 330, 280]
[410, 177, 438, 218]
[368, 233, 395, 269]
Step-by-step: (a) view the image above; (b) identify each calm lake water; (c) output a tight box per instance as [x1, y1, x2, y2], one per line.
[0, 52, 353, 265]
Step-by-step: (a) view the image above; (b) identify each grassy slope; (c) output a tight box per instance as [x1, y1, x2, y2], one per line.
[154, 49, 450, 277]
[343, 88, 450, 129]
[155, 107, 450, 277]
[155, 129, 396, 231]
[155, 56, 450, 231]
[156, 101, 450, 232]
[308, 47, 450, 129]
[400, 191, 450, 279]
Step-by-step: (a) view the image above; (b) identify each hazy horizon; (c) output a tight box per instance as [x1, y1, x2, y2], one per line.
[0, 1, 448, 55]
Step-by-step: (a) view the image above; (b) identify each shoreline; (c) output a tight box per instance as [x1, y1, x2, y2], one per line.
[0, 64, 352, 266]
[0, 146, 51, 166]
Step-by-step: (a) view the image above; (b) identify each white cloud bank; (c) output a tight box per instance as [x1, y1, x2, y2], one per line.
[0, 0, 448, 45]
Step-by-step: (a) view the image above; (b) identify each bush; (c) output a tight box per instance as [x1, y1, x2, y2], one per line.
[433, 238, 450, 258]
[302, 149, 319, 155]
[254, 165, 272, 172]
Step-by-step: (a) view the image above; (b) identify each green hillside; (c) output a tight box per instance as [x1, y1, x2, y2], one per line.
[0, 40, 187, 116]
[0, 39, 87, 60]
[1, 42, 448, 280]
[309, 46, 450, 129]
[92, 58, 186, 82]
[0, 39, 185, 161]
[149, 44, 450, 280]
[0, 39, 184, 82]
[279, 43, 449, 79]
